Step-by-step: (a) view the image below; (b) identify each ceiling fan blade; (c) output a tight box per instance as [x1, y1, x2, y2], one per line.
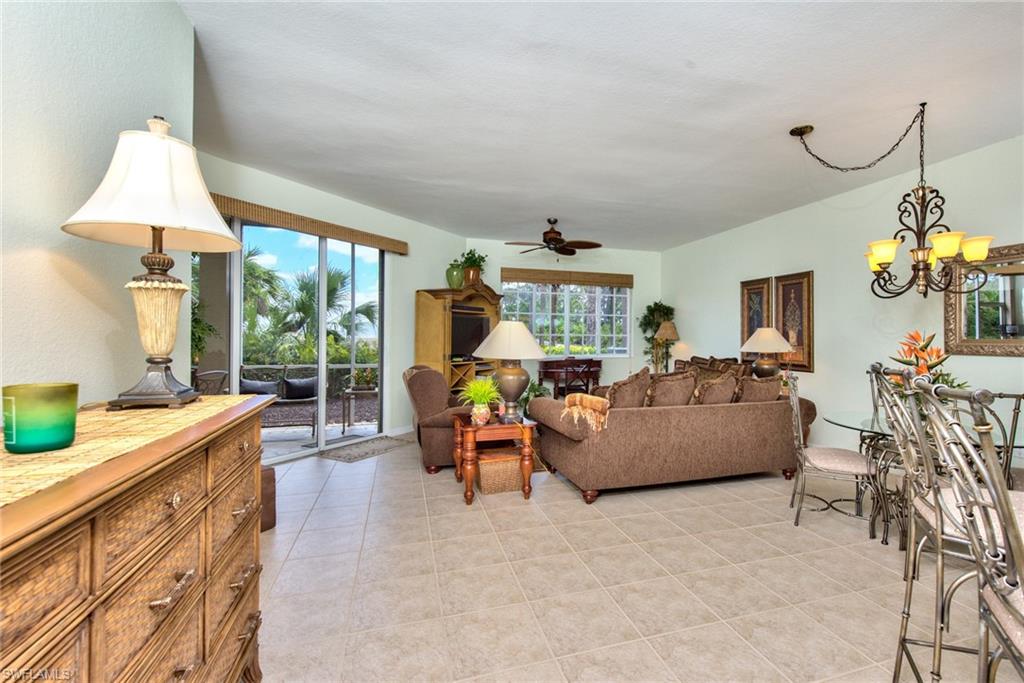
[562, 240, 602, 249]
[555, 246, 577, 256]
[505, 241, 545, 246]
[519, 246, 547, 254]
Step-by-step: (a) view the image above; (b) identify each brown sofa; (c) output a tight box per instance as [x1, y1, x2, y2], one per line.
[528, 395, 816, 503]
[403, 366, 469, 473]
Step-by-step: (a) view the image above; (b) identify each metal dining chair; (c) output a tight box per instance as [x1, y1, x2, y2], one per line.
[872, 365, 977, 683]
[913, 376, 1024, 680]
[786, 372, 887, 539]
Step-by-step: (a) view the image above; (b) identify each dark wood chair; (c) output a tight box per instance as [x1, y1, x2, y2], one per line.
[538, 357, 602, 397]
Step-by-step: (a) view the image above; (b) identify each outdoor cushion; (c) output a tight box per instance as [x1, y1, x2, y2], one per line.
[694, 375, 737, 405]
[283, 377, 317, 400]
[607, 367, 650, 409]
[735, 375, 783, 403]
[645, 371, 696, 407]
[240, 378, 278, 395]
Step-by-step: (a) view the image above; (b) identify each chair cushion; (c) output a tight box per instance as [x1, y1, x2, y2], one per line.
[607, 367, 650, 409]
[695, 375, 738, 405]
[982, 583, 1024, 652]
[644, 371, 697, 407]
[736, 375, 783, 403]
[805, 447, 876, 475]
[283, 377, 317, 400]
[240, 378, 278, 395]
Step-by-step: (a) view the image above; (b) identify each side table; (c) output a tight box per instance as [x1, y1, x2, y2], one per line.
[453, 414, 536, 505]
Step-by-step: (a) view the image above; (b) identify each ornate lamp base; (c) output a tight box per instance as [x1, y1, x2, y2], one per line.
[108, 362, 199, 409]
[752, 357, 781, 378]
[495, 359, 529, 423]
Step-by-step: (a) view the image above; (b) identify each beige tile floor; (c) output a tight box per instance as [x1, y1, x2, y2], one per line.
[258, 444, 1022, 682]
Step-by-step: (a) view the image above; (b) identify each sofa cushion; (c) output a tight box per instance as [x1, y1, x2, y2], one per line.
[283, 377, 317, 400]
[606, 367, 650, 408]
[735, 375, 783, 403]
[240, 378, 278, 395]
[644, 371, 697, 407]
[695, 375, 738, 405]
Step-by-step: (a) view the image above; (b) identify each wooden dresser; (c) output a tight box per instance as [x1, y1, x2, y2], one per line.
[0, 394, 274, 683]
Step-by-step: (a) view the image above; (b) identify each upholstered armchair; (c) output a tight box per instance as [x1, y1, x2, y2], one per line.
[402, 366, 468, 473]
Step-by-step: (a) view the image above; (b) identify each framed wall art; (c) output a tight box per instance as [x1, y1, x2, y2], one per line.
[739, 277, 772, 362]
[773, 270, 814, 372]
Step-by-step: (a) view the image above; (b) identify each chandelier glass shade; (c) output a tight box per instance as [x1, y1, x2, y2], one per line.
[790, 103, 994, 299]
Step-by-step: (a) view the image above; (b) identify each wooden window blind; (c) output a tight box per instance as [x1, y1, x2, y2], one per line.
[500, 267, 633, 289]
[211, 193, 409, 255]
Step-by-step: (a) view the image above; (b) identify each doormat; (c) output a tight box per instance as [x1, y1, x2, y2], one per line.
[320, 434, 416, 464]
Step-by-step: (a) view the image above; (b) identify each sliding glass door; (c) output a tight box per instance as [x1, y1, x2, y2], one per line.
[194, 220, 383, 461]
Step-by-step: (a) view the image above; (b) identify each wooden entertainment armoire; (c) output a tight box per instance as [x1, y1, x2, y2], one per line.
[414, 282, 502, 395]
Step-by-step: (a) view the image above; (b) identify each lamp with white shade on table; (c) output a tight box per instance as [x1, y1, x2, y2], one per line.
[740, 327, 794, 378]
[62, 116, 241, 408]
[473, 321, 547, 423]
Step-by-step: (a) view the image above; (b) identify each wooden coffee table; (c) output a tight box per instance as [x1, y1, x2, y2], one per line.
[452, 414, 536, 505]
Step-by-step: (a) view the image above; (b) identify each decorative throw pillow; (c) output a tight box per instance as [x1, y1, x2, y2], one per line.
[735, 375, 783, 403]
[689, 355, 712, 367]
[240, 378, 278, 395]
[606, 367, 650, 409]
[673, 359, 696, 373]
[644, 371, 697, 407]
[694, 365, 726, 384]
[694, 375, 738, 405]
[283, 377, 317, 400]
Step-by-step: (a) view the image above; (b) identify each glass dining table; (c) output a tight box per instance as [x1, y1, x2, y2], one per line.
[824, 408, 1023, 548]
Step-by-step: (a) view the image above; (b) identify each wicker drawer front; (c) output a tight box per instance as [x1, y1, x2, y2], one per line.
[209, 461, 259, 559]
[208, 419, 260, 489]
[99, 519, 204, 683]
[100, 451, 205, 581]
[150, 597, 204, 683]
[204, 588, 259, 683]
[0, 523, 90, 661]
[26, 621, 90, 682]
[208, 518, 259, 642]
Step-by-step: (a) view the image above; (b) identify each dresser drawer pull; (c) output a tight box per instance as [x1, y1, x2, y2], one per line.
[236, 439, 251, 453]
[172, 663, 196, 681]
[230, 563, 260, 592]
[237, 611, 261, 642]
[148, 568, 197, 611]
[166, 491, 184, 510]
[231, 497, 257, 520]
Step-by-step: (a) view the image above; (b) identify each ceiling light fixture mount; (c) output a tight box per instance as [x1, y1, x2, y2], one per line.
[790, 102, 992, 299]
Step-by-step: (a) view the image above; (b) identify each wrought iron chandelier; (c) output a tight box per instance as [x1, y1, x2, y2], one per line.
[790, 102, 993, 299]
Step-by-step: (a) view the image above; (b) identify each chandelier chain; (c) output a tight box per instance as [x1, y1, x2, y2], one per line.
[796, 104, 926, 175]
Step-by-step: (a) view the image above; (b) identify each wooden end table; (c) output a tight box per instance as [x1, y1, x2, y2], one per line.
[452, 414, 536, 505]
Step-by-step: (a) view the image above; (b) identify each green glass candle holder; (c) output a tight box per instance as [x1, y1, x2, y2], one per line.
[3, 383, 79, 454]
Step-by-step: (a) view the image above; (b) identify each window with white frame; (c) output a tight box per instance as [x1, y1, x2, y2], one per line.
[501, 281, 630, 356]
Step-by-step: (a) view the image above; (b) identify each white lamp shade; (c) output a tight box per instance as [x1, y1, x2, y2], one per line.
[740, 327, 793, 354]
[62, 118, 240, 253]
[474, 321, 547, 360]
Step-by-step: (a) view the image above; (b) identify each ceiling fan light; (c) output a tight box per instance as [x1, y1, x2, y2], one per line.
[928, 231, 965, 259]
[864, 252, 882, 273]
[868, 239, 900, 265]
[961, 235, 994, 263]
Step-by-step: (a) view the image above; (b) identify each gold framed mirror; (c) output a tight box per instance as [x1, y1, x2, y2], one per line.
[944, 242, 1024, 356]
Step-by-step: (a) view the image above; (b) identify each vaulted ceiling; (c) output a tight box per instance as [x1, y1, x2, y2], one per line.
[183, 2, 1023, 250]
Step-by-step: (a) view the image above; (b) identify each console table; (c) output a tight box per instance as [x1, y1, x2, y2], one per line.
[538, 357, 602, 397]
[0, 394, 274, 682]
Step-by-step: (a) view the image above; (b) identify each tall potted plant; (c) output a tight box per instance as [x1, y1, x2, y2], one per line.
[638, 301, 675, 372]
[459, 249, 487, 287]
[458, 377, 501, 426]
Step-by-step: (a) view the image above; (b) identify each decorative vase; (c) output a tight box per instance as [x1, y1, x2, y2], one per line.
[3, 382, 79, 453]
[445, 264, 464, 289]
[463, 267, 481, 287]
[470, 403, 491, 426]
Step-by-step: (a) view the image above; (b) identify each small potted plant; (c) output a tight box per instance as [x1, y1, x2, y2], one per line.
[351, 367, 378, 391]
[458, 377, 501, 426]
[518, 380, 550, 418]
[445, 258, 465, 289]
[459, 249, 487, 287]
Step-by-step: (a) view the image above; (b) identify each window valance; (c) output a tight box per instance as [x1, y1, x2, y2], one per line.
[500, 267, 633, 289]
[211, 193, 409, 255]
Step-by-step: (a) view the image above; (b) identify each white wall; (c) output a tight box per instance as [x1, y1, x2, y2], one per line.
[197, 153, 467, 431]
[662, 136, 1024, 448]
[1, 2, 195, 403]
[467, 239, 663, 383]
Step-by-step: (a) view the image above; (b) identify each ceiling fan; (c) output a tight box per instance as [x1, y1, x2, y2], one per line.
[505, 218, 603, 256]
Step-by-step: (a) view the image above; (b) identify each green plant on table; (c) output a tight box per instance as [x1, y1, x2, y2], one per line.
[459, 249, 488, 271]
[518, 380, 551, 415]
[351, 367, 378, 388]
[458, 377, 501, 406]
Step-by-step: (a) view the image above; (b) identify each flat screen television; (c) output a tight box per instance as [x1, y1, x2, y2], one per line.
[451, 314, 490, 359]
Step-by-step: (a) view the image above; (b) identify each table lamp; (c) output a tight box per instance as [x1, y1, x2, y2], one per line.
[473, 321, 547, 422]
[653, 320, 680, 373]
[62, 117, 241, 409]
[740, 327, 793, 378]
